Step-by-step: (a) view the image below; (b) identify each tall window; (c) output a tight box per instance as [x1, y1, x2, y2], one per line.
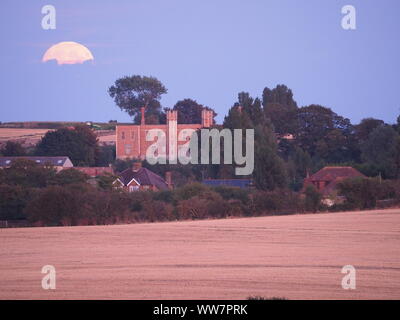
[121, 131, 125, 139]
[131, 131, 135, 140]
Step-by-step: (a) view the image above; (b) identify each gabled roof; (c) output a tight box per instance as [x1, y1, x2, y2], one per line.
[304, 166, 366, 196]
[118, 167, 168, 190]
[0, 156, 73, 167]
[308, 166, 365, 181]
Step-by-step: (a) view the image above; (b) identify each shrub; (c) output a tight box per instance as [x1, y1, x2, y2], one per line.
[25, 185, 86, 226]
[304, 185, 322, 213]
[174, 183, 210, 201]
[0, 184, 35, 220]
[338, 177, 383, 209]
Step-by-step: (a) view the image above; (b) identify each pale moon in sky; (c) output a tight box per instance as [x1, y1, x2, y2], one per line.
[42, 41, 94, 65]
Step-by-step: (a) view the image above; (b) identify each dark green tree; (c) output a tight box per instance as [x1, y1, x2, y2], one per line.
[262, 85, 298, 134]
[262, 84, 298, 110]
[355, 118, 385, 141]
[360, 125, 400, 179]
[0, 141, 26, 156]
[50, 169, 89, 186]
[296, 105, 356, 163]
[304, 185, 322, 213]
[172, 98, 216, 124]
[0, 159, 56, 188]
[35, 125, 99, 166]
[253, 124, 288, 190]
[96, 145, 116, 167]
[108, 75, 167, 124]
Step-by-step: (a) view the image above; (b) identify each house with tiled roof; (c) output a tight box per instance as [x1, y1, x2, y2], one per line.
[114, 162, 171, 192]
[303, 166, 365, 196]
[0, 156, 73, 171]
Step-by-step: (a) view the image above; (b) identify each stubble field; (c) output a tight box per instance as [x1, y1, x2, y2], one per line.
[0, 209, 399, 300]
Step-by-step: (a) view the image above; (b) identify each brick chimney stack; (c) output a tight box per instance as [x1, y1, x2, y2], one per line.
[165, 171, 173, 189]
[132, 161, 142, 172]
[201, 109, 213, 128]
[140, 107, 145, 125]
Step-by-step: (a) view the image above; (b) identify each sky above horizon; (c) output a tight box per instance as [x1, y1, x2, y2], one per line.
[0, 0, 399, 125]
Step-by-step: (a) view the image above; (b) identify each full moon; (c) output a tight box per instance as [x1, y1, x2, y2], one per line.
[42, 41, 94, 65]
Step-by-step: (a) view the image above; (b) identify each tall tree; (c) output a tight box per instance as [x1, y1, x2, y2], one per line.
[35, 125, 99, 166]
[262, 84, 298, 110]
[355, 118, 385, 141]
[361, 125, 400, 179]
[296, 105, 356, 163]
[172, 98, 216, 124]
[253, 124, 288, 190]
[262, 85, 298, 134]
[108, 75, 167, 124]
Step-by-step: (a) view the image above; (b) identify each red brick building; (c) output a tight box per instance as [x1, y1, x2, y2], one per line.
[116, 108, 213, 160]
[303, 166, 365, 196]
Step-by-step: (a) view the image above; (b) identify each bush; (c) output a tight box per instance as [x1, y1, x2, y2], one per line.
[337, 177, 388, 209]
[25, 185, 86, 226]
[304, 185, 322, 213]
[0, 185, 35, 220]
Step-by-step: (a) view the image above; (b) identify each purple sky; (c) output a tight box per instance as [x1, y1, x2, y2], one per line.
[0, 0, 399, 124]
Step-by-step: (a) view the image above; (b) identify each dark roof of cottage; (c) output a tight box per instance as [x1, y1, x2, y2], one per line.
[308, 167, 365, 181]
[118, 167, 168, 190]
[202, 179, 253, 189]
[0, 156, 72, 167]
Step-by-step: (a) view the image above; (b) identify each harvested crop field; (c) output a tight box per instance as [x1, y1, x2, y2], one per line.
[1, 209, 400, 300]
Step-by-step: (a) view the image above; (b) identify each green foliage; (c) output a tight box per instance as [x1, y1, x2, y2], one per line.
[25, 185, 86, 226]
[296, 105, 356, 163]
[337, 177, 384, 209]
[108, 75, 167, 124]
[304, 185, 322, 213]
[355, 118, 385, 141]
[360, 125, 400, 179]
[262, 84, 298, 110]
[173, 182, 210, 201]
[1, 141, 26, 156]
[0, 185, 34, 220]
[0, 159, 56, 188]
[35, 125, 99, 166]
[262, 85, 298, 135]
[172, 98, 215, 124]
[96, 173, 118, 191]
[50, 168, 89, 186]
[96, 145, 115, 167]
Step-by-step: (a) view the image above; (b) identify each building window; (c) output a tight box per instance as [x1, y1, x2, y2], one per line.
[121, 131, 125, 139]
[131, 131, 135, 140]
[124, 144, 132, 155]
[129, 185, 139, 192]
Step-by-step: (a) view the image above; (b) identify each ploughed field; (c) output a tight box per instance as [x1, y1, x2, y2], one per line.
[0, 128, 115, 146]
[1, 209, 400, 299]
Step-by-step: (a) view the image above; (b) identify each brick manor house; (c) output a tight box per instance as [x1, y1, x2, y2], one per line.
[116, 108, 214, 160]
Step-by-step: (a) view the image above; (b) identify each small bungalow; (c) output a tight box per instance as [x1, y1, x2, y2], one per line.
[0, 156, 73, 171]
[303, 166, 365, 205]
[114, 162, 171, 192]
